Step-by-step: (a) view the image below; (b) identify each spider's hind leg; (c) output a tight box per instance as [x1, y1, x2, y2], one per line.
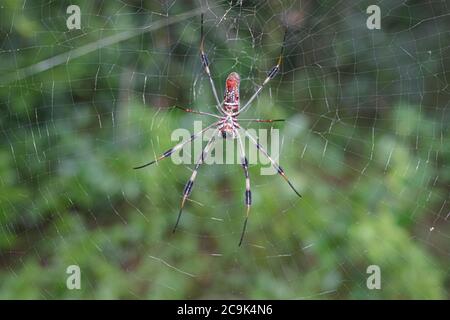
[173, 130, 218, 233]
[244, 129, 302, 198]
[235, 130, 252, 246]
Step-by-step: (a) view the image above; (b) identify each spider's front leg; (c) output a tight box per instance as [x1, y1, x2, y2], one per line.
[200, 13, 226, 115]
[233, 29, 288, 116]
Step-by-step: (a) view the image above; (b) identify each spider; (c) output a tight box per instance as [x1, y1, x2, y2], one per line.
[134, 14, 301, 246]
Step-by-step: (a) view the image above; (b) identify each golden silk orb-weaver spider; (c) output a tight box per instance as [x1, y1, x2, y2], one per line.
[134, 14, 301, 246]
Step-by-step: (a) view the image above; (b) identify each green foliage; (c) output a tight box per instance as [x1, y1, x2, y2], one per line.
[0, 0, 448, 299]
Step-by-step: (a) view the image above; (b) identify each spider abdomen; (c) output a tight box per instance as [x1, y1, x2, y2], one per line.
[223, 72, 240, 113]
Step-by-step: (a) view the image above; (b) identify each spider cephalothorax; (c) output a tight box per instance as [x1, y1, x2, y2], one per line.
[134, 14, 301, 246]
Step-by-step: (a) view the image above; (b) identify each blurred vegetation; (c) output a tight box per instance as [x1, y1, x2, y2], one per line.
[0, 0, 448, 299]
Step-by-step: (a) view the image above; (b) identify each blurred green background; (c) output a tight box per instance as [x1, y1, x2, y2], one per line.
[0, 0, 449, 299]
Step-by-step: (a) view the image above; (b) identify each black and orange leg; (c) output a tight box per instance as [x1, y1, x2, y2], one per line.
[133, 121, 218, 170]
[174, 106, 221, 119]
[238, 118, 285, 123]
[200, 13, 225, 115]
[173, 130, 218, 233]
[236, 131, 252, 246]
[243, 129, 302, 198]
[234, 29, 288, 116]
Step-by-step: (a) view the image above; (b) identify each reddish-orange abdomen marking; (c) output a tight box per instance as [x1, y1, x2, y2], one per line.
[223, 72, 241, 113]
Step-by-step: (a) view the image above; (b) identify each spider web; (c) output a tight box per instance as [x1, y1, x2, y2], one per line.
[0, 0, 448, 299]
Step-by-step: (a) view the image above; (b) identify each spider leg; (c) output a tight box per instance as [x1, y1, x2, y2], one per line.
[243, 128, 302, 198]
[200, 13, 226, 115]
[235, 130, 252, 246]
[233, 29, 288, 116]
[174, 106, 221, 119]
[173, 129, 218, 233]
[238, 118, 285, 123]
[133, 121, 218, 169]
